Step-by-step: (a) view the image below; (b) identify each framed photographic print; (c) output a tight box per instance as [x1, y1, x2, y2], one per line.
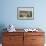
[17, 7, 34, 20]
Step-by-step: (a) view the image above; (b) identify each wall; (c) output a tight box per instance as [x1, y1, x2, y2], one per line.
[0, 0, 46, 30]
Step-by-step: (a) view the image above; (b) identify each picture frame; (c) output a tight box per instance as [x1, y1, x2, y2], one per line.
[17, 7, 34, 20]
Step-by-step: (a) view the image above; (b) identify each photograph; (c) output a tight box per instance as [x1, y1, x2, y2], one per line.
[17, 7, 34, 20]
